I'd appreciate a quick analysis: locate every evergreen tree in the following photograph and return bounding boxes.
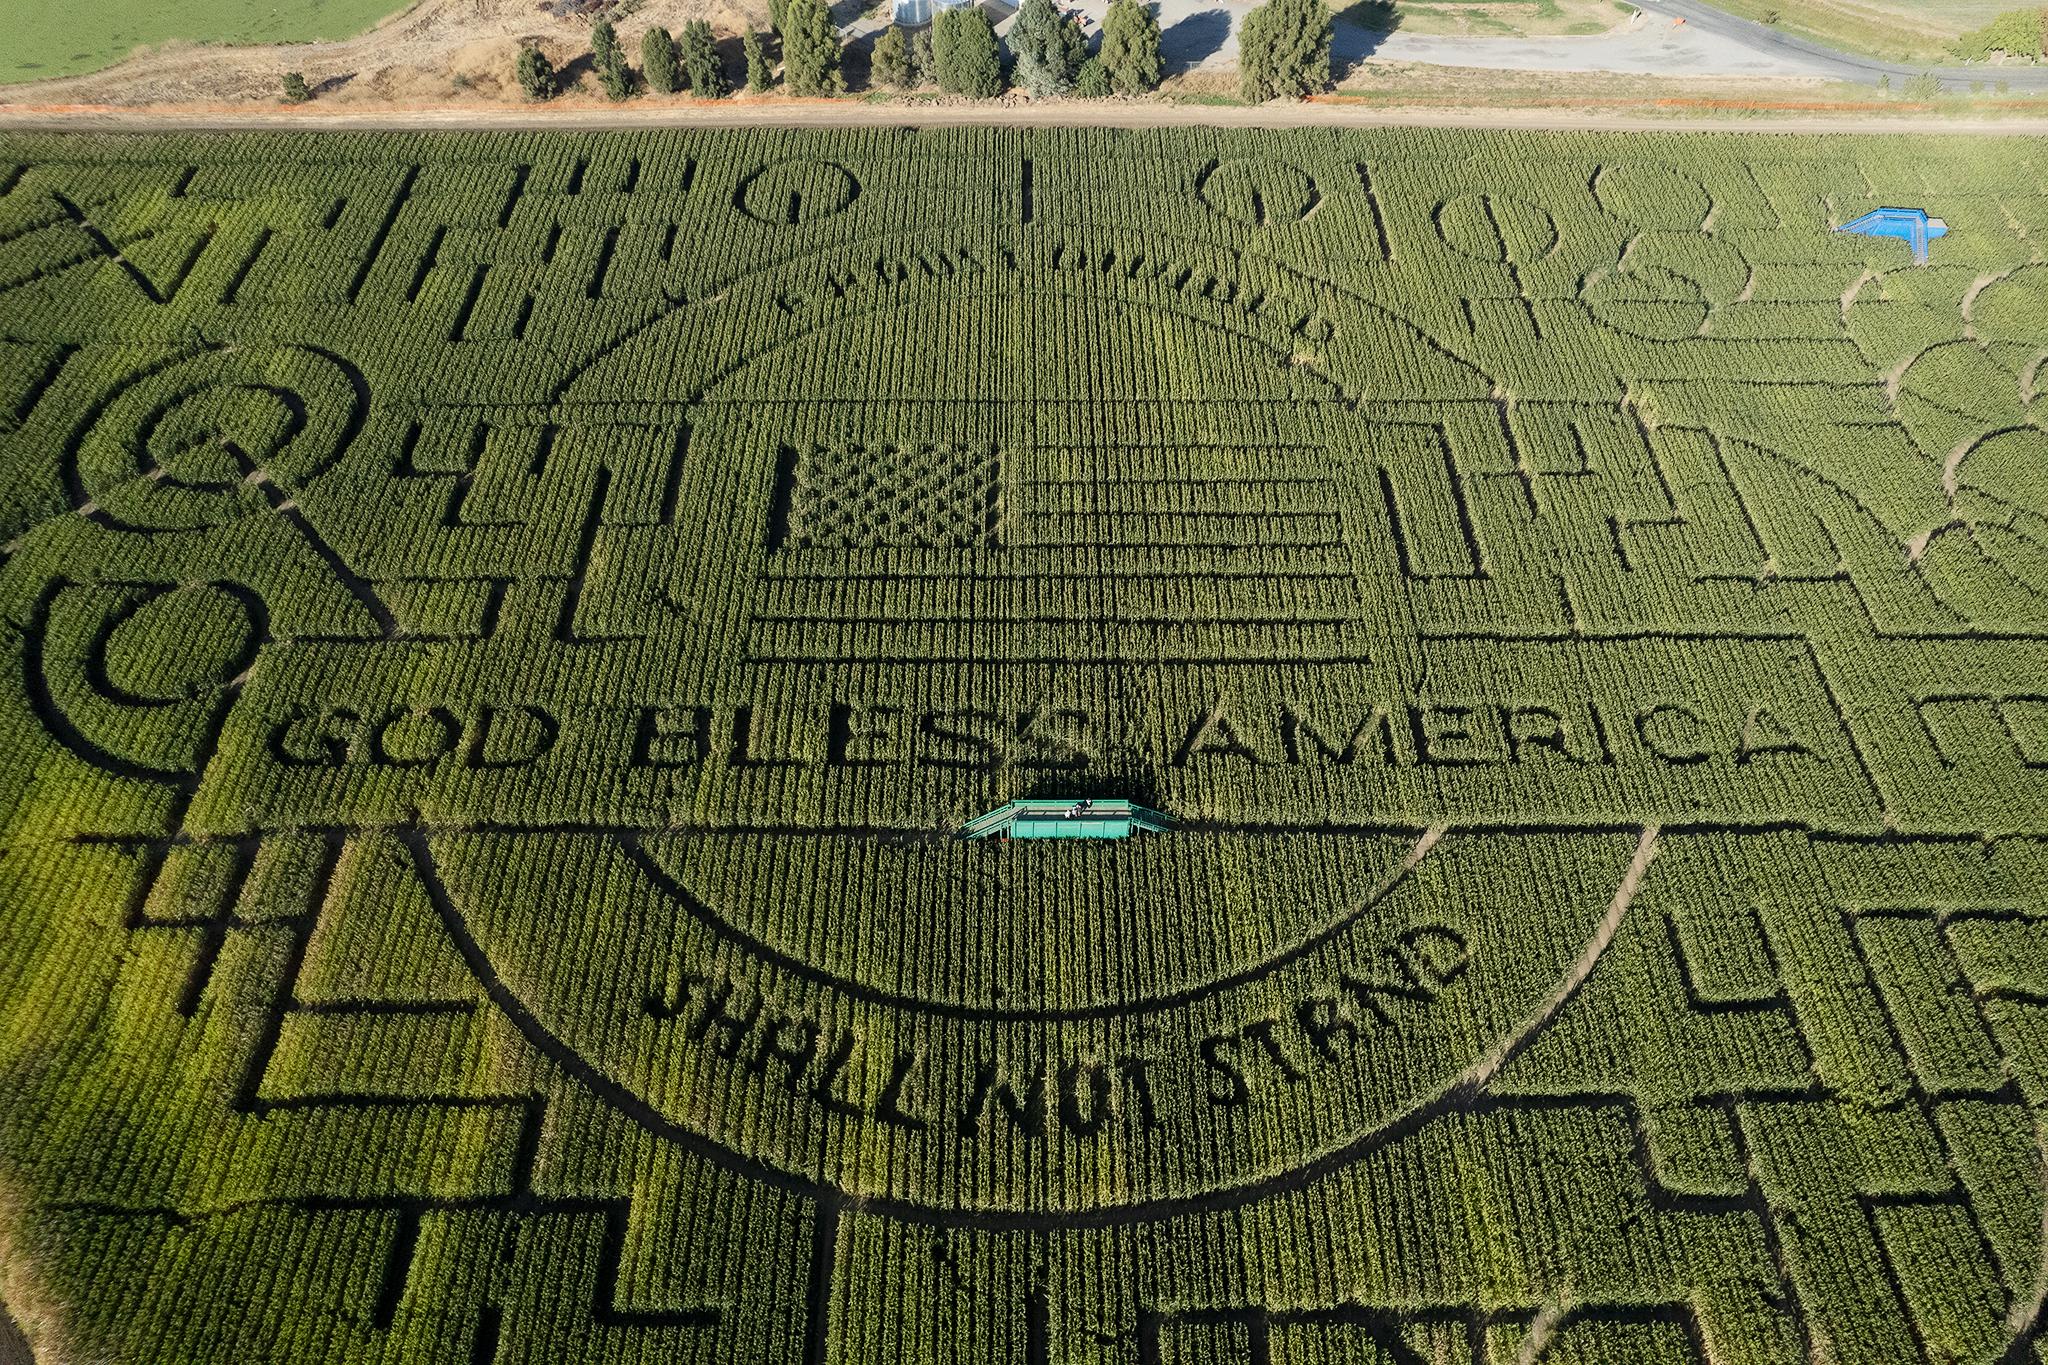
[872,24,914,89]
[911,25,936,83]
[1237,0,1329,101]
[1074,55,1110,96]
[933,5,1002,97]
[281,71,311,103]
[1009,0,1086,95]
[680,21,727,95]
[781,0,845,92]
[744,28,772,89]
[782,0,844,92]
[516,46,559,100]
[592,19,633,99]
[642,26,681,94]
[1098,0,1161,93]
[769,0,790,36]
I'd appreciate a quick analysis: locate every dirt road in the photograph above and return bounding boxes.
[5,98,2048,134]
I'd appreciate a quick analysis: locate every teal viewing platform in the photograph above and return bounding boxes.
[1836,208,1948,266]
[958,799,1172,840]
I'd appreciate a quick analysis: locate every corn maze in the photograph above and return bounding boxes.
[1,126,2047,1364]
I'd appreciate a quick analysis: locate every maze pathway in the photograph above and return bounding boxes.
[0,127,2046,1365]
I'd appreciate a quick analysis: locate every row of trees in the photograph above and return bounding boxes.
[900,0,1327,101]
[866,0,1161,99]
[519,14,791,100]
[639,22,743,97]
[512,0,1328,104]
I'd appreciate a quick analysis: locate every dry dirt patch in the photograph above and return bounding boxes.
[0,0,770,109]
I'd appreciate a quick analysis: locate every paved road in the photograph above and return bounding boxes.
[1638,0,2048,90]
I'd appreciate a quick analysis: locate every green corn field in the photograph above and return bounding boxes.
[1,126,2046,1364]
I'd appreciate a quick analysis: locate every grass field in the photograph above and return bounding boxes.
[1697,0,2031,63]
[1,0,408,85]
[2,125,2048,1364]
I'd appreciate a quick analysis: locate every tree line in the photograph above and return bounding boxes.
[517,16,764,100]
[487,0,1330,104]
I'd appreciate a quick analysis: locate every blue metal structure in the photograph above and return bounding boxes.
[958,799,1172,840]
[1836,208,1949,266]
